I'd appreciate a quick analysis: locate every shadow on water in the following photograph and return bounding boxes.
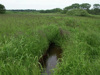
[39,43,62,75]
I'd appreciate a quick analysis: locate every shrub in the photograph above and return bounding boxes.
[66,9,89,16]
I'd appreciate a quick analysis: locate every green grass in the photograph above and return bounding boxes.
[0,13,100,75]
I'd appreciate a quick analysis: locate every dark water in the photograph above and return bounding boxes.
[39,43,62,75]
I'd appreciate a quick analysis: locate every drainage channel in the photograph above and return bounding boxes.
[39,43,62,75]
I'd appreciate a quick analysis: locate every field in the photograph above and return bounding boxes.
[0,13,100,75]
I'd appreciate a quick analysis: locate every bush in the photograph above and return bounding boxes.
[67,9,90,16]
[0,4,6,14]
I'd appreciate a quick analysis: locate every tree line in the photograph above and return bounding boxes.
[63,3,100,15]
[0,3,100,15]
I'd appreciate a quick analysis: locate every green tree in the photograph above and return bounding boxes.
[93,4,100,15]
[80,3,91,10]
[93,4,100,9]
[71,3,80,9]
[53,8,62,13]
[0,4,6,14]
[63,6,72,13]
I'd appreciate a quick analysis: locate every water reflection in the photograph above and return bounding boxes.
[39,43,62,75]
[46,55,57,75]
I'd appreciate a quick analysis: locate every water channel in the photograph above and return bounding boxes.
[39,43,62,75]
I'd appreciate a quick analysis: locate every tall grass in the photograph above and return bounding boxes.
[0,14,100,75]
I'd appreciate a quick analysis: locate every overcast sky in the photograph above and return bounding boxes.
[0,0,100,10]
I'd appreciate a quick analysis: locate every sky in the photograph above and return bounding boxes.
[0,0,100,10]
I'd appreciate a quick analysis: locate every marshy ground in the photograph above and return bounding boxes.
[0,13,100,75]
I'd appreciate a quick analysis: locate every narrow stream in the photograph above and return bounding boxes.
[39,43,62,75]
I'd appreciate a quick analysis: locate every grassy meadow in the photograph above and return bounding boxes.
[0,13,100,75]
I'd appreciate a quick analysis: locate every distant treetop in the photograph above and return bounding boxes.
[0,4,6,14]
